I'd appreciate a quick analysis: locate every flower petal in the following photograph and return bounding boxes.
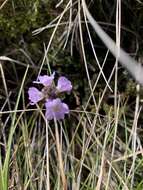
[28,87,43,105]
[45,98,69,120]
[34,72,55,86]
[56,76,72,92]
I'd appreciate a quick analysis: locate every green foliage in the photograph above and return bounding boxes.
[0,0,48,38]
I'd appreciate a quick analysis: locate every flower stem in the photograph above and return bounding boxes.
[54,118,67,190]
[46,120,50,190]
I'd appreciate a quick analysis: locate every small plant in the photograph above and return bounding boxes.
[28,72,72,190]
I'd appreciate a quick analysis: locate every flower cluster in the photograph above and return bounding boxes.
[28,72,72,120]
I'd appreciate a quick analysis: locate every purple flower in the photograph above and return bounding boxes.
[28,72,72,121]
[56,76,72,92]
[45,98,69,120]
[34,72,55,87]
[28,87,43,105]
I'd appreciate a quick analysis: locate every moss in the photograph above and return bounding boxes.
[0,0,49,39]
